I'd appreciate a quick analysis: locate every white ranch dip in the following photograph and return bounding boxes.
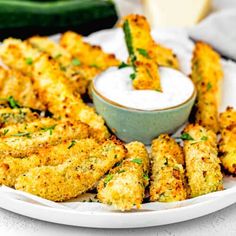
[94,67,194,110]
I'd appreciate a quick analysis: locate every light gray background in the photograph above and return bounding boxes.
[1,204,236,236]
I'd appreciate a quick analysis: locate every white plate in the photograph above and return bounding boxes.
[1,28,236,228]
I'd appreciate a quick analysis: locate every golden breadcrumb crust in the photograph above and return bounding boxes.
[191,41,223,132]
[184,124,223,197]
[97,141,149,211]
[150,134,187,202]
[219,107,236,174]
[0,138,98,187]
[15,138,127,201]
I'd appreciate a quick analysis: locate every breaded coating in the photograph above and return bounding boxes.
[0,117,57,137]
[0,67,44,110]
[0,38,41,76]
[15,138,127,201]
[219,107,236,174]
[0,120,89,158]
[33,54,109,140]
[60,31,120,70]
[0,138,99,187]
[150,134,187,202]
[0,108,39,128]
[191,41,223,132]
[122,14,161,91]
[97,141,149,211]
[28,36,99,95]
[183,124,223,197]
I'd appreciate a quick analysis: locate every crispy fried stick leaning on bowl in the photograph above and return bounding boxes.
[60,31,120,71]
[97,141,149,211]
[119,14,179,91]
[150,134,187,202]
[0,119,89,158]
[0,138,99,187]
[183,124,223,197]
[191,41,223,133]
[27,36,100,95]
[219,107,236,174]
[15,137,127,202]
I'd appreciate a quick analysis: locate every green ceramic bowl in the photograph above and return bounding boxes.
[92,75,196,145]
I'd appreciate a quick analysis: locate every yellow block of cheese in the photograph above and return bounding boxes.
[143,0,212,27]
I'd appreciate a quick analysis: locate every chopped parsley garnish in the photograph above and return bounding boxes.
[131,158,142,165]
[201,136,208,141]
[54,53,62,59]
[118,61,130,69]
[68,140,76,149]
[25,57,33,65]
[90,64,99,68]
[8,96,20,109]
[104,174,113,186]
[137,48,150,58]
[12,132,31,138]
[3,129,9,135]
[206,82,212,91]
[179,133,194,141]
[143,173,149,181]
[41,125,56,135]
[118,169,125,174]
[71,58,81,66]
[130,73,136,80]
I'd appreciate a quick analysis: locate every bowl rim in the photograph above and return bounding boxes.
[92,69,197,112]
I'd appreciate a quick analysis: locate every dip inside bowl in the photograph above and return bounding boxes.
[92,67,196,144]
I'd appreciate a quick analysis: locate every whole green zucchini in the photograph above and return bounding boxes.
[0,0,118,39]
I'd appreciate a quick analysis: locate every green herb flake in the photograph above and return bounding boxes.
[3,129,9,135]
[201,136,208,141]
[137,48,150,58]
[131,158,142,165]
[41,125,56,135]
[25,57,33,65]
[118,61,129,69]
[143,173,149,181]
[12,132,31,138]
[104,174,113,186]
[68,140,76,149]
[8,96,20,109]
[118,169,125,174]
[54,53,62,59]
[130,73,136,80]
[90,64,99,68]
[206,82,212,91]
[179,133,194,141]
[72,58,81,66]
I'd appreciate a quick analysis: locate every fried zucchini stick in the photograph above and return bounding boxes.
[0,67,45,110]
[33,54,109,140]
[97,141,149,211]
[15,138,127,201]
[0,108,39,128]
[191,42,223,132]
[0,138,99,187]
[60,31,120,70]
[121,14,161,91]
[219,107,236,174]
[183,124,223,197]
[0,38,41,76]
[28,36,99,95]
[0,117,57,137]
[0,120,89,158]
[150,134,187,202]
